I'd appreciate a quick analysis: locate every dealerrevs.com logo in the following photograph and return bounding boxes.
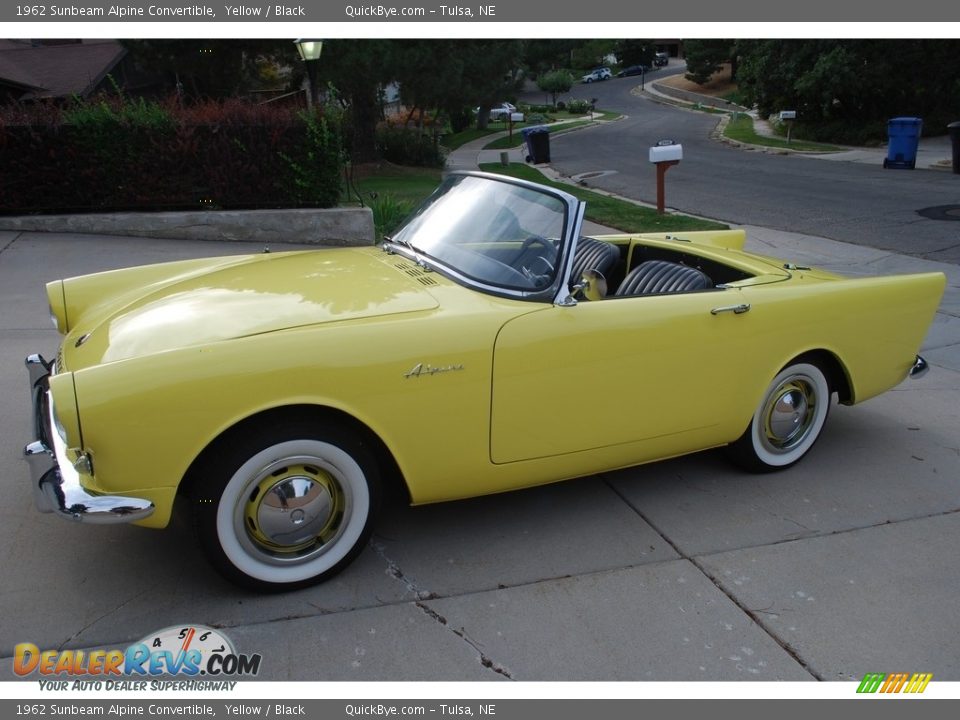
[14,625,262,686]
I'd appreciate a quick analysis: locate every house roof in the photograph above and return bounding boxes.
[0,40,127,99]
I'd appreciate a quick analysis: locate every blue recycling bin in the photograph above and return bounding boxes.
[883,117,923,169]
[521,126,550,164]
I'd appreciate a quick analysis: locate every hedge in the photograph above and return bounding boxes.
[0,97,344,214]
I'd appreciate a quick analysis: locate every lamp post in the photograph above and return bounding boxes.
[294,38,323,108]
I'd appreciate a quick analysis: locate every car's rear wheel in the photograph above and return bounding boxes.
[726,361,831,472]
[194,419,379,592]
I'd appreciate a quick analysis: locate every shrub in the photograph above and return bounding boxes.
[565,99,593,115]
[375,125,446,168]
[279,110,344,208]
[0,96,345,213]
[449,108,473,133]
[525,113,551,125]
[536,70,575,107]
[368,193,415,240]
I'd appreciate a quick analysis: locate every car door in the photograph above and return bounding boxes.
[489,286,769,464]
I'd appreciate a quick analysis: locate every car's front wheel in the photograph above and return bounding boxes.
[194,418,379,592]
[726,361,831,472]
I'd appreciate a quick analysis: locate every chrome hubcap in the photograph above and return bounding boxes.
[761,376,817,453]
[239,457,348,562]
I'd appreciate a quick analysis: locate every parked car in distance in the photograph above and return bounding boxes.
[24,171,946,592]
[617,64,649,77]
[653,52,669,67]
[581,67,612,83]
[487,102,520,121]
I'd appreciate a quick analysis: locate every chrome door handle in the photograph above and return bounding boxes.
[710,303,751,315]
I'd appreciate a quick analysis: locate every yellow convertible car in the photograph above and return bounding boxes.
[25,172,945,591]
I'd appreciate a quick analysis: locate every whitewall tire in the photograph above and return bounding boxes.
[195,420,379,591]
[727,362,832,472]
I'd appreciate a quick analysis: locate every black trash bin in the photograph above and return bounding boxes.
[521,126,550,164]
[948,121,960,175]
[883,117,923,169]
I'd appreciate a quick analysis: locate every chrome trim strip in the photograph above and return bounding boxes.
[23,354,155,524]
[909,355,929,380]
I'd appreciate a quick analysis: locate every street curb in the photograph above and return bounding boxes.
[650,80,749,112]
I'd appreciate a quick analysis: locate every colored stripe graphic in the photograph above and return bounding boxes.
[857,672,932,694]
[857,673,885,693]
[905,673,933,693]
[881,673,908,693]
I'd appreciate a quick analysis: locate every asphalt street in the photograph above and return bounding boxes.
[530,70,960,264]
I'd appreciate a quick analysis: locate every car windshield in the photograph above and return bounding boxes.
[389,173,570,296]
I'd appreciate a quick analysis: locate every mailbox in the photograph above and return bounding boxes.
[649,142,682,214]
[510,112,525,123]
[779,110,797,121]
[649,143,683,163]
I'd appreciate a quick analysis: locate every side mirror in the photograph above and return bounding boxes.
[580,269,608,301]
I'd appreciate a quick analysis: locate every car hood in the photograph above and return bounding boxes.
[61,248,440,368]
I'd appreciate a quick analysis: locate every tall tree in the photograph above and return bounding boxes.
[570,40,616,71]
[458,40,525,129]
[121,40,296,99]
[523,40,580,76]
[614,40,655,69]
[736,39,960,139]
[683,40,737,85]
[537,70,575,108]
[315,40,395,162]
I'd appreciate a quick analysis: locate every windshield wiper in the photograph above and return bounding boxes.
[383,236,433,271]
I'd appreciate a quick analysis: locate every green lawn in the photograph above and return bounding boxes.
[349,165,442,205]
[483,120,595,150]
[345,161,727,236]
[724,114,843,152]
[483,112,620,150]
[441,127,501,151]
[444,111,621,151]
[347,166,442,238]
[479,163,728,233]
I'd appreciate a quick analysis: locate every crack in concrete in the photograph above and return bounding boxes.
[372,542,514,680]
[0,232,23,256]
[370,541,435,601]
[414,602,514,680]
[55,587,152,652]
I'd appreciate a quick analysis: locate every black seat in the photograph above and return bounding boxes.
[615,259,712,296]
[569,238,620,285]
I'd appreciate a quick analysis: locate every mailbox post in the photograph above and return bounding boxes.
[780,110,797,144]
[649,140,683,215]
[507,112,524,142]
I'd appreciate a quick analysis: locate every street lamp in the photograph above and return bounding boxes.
[294,38,323,108]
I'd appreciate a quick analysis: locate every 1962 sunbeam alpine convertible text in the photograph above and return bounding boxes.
[24,172,946,591]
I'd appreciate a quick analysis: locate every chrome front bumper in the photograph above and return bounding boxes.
[24,353,155,524]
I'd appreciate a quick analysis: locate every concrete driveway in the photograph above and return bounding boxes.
[1,229,958,683]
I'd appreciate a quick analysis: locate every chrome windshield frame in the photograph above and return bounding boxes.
[384,171,585,304]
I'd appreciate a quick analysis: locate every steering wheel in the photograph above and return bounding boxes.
[516,236,558,288]
[462,248,533,288]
